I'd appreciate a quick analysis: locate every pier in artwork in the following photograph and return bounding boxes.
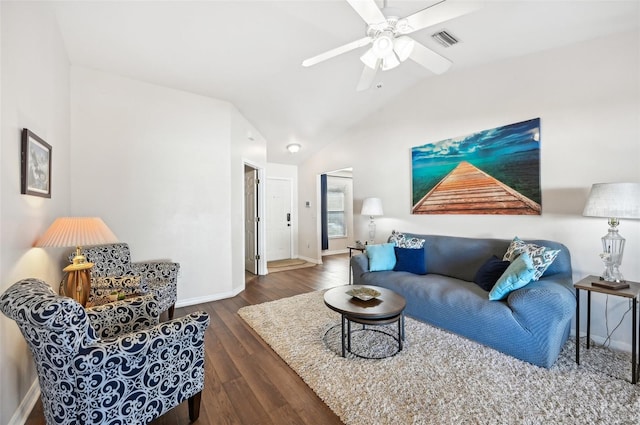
[412,161,541,215]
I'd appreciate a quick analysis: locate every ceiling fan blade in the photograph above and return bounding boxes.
[356,63,378,91]
[346,0,386,26]
[302,36,372,67]
[400,0,483,34]
[408,41,452,74]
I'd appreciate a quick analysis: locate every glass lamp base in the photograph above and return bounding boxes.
[599,220,626,283]
[601,262,624,283]
[368,219,376,244]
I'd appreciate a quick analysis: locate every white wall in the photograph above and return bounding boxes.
[298,30,640,352]
[0,2,71,424]
[70,66,267,305]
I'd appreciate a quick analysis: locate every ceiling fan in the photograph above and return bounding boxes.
[302,0,481,91]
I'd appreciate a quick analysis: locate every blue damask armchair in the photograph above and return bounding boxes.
[75,243,180,319]
[1,278,210,425]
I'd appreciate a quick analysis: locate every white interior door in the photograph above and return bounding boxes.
[267,178,292,261]
[244,166,258,274]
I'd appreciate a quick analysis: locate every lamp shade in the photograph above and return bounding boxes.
[35,217,118,247]
[583,183,640,219]
[361,198,384,216]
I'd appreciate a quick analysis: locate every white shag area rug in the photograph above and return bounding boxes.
[238,290,640,425]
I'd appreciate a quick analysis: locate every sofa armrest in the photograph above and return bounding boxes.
[85,293,159,339]
[351,254,369,284]
[507,277,576,332]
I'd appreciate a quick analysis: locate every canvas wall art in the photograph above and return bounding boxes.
[411,118,541,215]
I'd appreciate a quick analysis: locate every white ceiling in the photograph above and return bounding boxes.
[51,0,640,165]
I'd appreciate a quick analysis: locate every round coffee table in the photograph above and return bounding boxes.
[324,285,406,358]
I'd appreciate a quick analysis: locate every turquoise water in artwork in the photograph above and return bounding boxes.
[412,119,541,207]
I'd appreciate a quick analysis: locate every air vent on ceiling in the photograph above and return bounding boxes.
[431,30,459,47]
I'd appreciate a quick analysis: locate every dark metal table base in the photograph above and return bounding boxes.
[575,285,639,384]
[336,312,405,359]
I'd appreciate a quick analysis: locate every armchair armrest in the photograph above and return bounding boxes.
[76,311,210,372]
[131,261,180,317]
[131,261,180,282]
[86,293,159,339]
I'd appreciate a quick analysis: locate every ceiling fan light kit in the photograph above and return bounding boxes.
[372,31,395,57]
[302,0,482,91]
[394,36,415,61]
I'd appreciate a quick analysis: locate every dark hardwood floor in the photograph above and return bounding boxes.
[25,254,349,425]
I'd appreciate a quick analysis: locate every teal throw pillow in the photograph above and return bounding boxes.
[366,243,396,272]
[503,236,560,281]
[489,252,536,301]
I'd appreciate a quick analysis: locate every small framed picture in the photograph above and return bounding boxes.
[21,129,52,198]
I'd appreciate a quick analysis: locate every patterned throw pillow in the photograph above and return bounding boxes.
[389,230,426,249]
[502,236,560,281]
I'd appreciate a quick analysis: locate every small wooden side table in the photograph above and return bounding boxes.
[347,245,365,284]
[574,275,640,384]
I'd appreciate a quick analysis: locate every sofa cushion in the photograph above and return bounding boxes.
[394,247,427,275]
[503,236,560,280]
[366,243,396,271]
[389,230,425,249]
[489,252,536,300]
[474,256,511,291]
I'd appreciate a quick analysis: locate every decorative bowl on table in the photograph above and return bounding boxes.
[346,287,381,301]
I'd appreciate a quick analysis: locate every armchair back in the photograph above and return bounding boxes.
[74,243,180,318]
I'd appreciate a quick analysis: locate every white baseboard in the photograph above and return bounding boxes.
[574,331,633,354]
[9,379,40,425]
[297,255,322,264]
[322,249,349,256]
[175,286,244,308]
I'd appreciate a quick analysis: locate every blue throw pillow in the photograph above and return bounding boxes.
[366,243,396,272]
[474,255,511,291]
[393,247,427,275]
[488,252,536,301]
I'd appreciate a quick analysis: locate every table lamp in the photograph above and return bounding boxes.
[361,197,384,244]
[35,217,118,306]
[583,183,640,284]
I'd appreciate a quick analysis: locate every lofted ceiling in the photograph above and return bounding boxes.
[50,0,640,165]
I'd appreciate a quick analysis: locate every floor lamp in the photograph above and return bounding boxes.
[35,217,118,306]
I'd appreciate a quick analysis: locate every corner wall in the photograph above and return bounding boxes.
[1,3,71,424]
[70,67,267,305]
[297,30,640,352]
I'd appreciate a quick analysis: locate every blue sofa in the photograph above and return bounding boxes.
[351,233,575,368]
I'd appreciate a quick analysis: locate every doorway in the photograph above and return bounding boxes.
[319,168,354,257]
[244,164,259,274]
[266,178,293,261]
